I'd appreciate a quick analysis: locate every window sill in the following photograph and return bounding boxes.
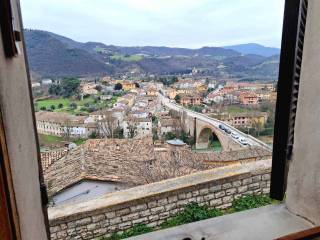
[128,204,313,240]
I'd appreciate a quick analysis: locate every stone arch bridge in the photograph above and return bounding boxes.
[159,94,270,151]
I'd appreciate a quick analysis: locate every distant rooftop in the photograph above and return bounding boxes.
[166,138,186,146]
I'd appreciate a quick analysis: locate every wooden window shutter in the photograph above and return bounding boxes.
[270,0,308,200]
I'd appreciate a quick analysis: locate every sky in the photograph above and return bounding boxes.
[21,0,285,49]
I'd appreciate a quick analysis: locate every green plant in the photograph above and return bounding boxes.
[101,224,153,240]
[160,202,222,229]
[231,194,272,212]
[99,195,275,239]
[164,132,176,140]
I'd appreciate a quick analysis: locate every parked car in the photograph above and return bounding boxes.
[219,124,225,130]
[239,137,249,145]
[231,132,239,139]
[224,128,231,134]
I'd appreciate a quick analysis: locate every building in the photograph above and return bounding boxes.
[123,117,152,138]
[146,86,157,96]
[179,94,202,106]
[239,92,259,105]
[35,111,96,138]
[44,138,155,205]
[195,83,207,93]
[176,87,196,95]
[122,81,136,91]
[164,88,177,99]
[41,78,53,85]
[130,110,149,119]
[31,82,41,88]
[158,117,181,136]
[218,112,268,128]
[80,82,98,95]
[205,92,224,104]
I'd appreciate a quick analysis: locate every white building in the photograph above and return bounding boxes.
[158,117,181,136]
[36,111,96,138]
[41,79,53,85]
[123,117,152,138]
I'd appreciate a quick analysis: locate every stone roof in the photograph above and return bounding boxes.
[196,147,272,163]
[124,116,151,123]
[44,138,155,197]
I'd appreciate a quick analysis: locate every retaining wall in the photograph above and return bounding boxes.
[49,159,271,240]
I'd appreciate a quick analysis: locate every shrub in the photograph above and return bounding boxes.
[58,103,64,108]
[231,194,272,212]
[69,102,77,110]
[160,202,222,229]
[40,106,46,111]
[99,196,274,239]
[101,224,153,240]
[50,105,56,110]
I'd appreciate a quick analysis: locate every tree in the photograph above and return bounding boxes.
[252,119,264,137]
[152,128,159,141]
[48,84,62,96]
[114,83,123,91]
[61,78,80,97]
[95,85,102,92]
[63,120,73,141]
[134,82,140,88]
[174,94,181,103]
[89,131,98,139]
[69,103,77,110]
[114,127,124,139]
[127,122,137,138]
[164,132,176,140]
[98,111,117,138]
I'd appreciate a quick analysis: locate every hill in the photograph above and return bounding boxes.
[24,30,279,80]
[223,43,280,57]
[24,30,113,78]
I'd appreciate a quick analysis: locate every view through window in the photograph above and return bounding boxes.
[21,0,285,239]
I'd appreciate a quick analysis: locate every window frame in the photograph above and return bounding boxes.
[270,0,308,200]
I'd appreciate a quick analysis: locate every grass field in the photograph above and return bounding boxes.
[38,134,64,147]
[192,140,222,152]
[111,54,143,62]
[225,105,256,114]
[38,134,87,149]
[34,96,118,114]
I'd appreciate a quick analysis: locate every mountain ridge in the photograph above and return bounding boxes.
[223,43,280,57]
[24,29,279,80]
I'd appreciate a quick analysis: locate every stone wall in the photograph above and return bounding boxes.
[49,160,271,240]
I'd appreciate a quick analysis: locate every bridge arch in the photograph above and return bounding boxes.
[196,126,223,151]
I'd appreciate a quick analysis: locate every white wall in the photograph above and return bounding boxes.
[286,0,320,225]
[52,180,128,206]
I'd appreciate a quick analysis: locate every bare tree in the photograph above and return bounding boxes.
[127,121,138,138]
[98,111,118,138]
[63,120,73,141]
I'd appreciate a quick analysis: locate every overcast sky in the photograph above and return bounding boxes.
[21,0,285,48]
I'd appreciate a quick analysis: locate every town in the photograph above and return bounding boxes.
[32,73,275,206]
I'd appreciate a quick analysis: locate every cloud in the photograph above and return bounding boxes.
[20,0,284,48]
